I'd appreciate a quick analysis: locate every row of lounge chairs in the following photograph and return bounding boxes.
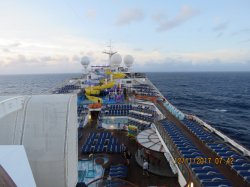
[109,165,128,178]
[182,118,218,142]
[103,110,129,116]
[81,132,124,154]
[85,132,113,144]
[128,112,154,122]
[208,143,250,183]
[78,105,87,112]
[101,106,147,117]
[136,92,159,97]
[54,84,80,94]
[160,119,232,187]
[81,144,123,154]
[101,104,156,117]
[131,106,155,115]
[134,88,157,93]
[106,181,127,187]
[78,118,84,128]
[127,119,151,131]
[182,118,250,183]
[132,83,159,96]
[132,84,152,89]
[105,104,132,110]
[101,105,132,117]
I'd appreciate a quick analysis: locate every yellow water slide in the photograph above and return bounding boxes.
[85,95,103,103]
[113,73,126,79]
[85,81,115,103]
[85,81,115,95]
[85,70,125,103]
[105,70,126,79]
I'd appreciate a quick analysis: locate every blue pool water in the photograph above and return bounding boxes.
[78,156,109,185]
[102,118,128,124]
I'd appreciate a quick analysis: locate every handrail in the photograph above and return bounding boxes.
[153,99,195,187]
[86,176,138,186]
[154,121,192,187]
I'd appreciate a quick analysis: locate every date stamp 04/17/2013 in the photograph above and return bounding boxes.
[174,157,234,165]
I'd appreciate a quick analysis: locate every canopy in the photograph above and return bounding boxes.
[136,129,165,153]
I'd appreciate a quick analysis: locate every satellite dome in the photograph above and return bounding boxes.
[124,55,134,67]
[111,53,122,66]
[81,56,90,66]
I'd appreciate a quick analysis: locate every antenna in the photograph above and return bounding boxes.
[103,40,117,66]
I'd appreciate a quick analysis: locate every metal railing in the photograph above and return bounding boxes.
[154,122,191,183]
[86,176,138,187]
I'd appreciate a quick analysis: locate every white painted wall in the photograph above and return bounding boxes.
[0,95,78,187]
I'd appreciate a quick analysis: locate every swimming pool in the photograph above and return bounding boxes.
[78,156,109,185]
[101,117,128,130]
[102,118,128,124]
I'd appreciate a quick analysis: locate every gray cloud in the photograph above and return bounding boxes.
[116,8,144,26]
[2,54,73,67]
[134,48,143,51]
[72,55,80,62]
[0,54,82,74]
[8,42,21,48]
[155,6,199,32]
[134,58,250,72]
[239,38,250,43]
[213,21,229,32]
[152,12,166,22]
[216,32,224,38]
[2,48,10,53]
[232,28,250,36]
[0,42,21,52]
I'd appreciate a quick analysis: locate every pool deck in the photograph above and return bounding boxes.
[78,116,179,187]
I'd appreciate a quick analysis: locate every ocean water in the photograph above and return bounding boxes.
[147,72,250,150]
[0,74,80,95]
[0,72,249,150]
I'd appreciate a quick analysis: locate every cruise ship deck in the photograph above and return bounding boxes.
[78,116,179,186]
[73,54,250,187]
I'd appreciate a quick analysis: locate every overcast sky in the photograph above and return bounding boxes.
[0,0,250,74]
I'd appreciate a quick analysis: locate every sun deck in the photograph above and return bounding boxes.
[78,115,179,186]
[154,99,250,187]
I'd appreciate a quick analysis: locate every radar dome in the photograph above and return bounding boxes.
[81,56,90,66]
[124,55,134,67]
[111,53,122,67]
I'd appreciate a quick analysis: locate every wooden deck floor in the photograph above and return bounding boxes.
[78,117,179,187]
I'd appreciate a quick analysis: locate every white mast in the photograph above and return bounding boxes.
[102,40,117,66]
